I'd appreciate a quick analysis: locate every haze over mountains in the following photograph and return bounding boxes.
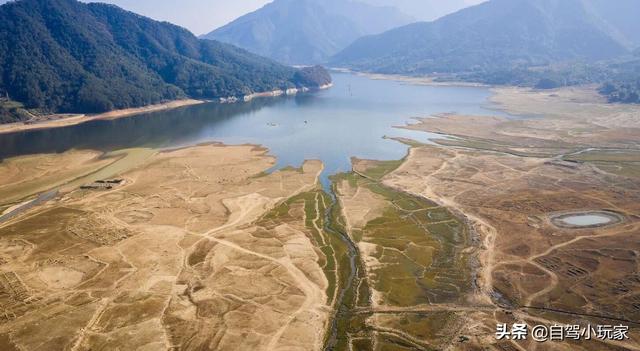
[359,0,486,22]
[203,0,414,65]
[0,0,331,123]
[0,0,486,35]
[332,0,640,75]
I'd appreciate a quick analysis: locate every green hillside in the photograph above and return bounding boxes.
[0,0,331,122]
[332,0,635,74]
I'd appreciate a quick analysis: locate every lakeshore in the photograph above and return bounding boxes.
[0,99,205,135]
[330,68,489,88]
[1,73,640,350]
[0,83,336,136]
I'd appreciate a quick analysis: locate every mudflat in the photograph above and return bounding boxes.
[0,143,334,350]
[0,150,114,206]
[380,87,640,350]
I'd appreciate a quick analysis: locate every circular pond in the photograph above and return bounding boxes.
[550,211,624,229]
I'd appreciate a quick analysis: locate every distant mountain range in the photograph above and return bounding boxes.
[202,0,413,65]
[0,0,331,123]
[331,0,640,75]
[358,0,486,22]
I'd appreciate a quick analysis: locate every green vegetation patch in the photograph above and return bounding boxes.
[350,338,374,351]
[376,339,420,351]
[357,159,404,181]
[328,168,473,349]
[393,197,428,212]
[331,172,359,189]
[564,150,640,163]
[0,99,32,124]
[279,165,305,173]
[563,150,640,179]
[593,162,640,179]
[0,0,331,120]
[376,312,455,348]
[435,137,568,158]
[358,175,473,307]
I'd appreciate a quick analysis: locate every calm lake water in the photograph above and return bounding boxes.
[560,214,614,227]
[0,73,508,187]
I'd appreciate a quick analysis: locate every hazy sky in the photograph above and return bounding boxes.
[81,0,272,35]
[0,0,485,35]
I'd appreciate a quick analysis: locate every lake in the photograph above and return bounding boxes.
[561,214,613,227]
[0,73,508,188]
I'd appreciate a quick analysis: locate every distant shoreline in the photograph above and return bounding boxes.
[0,99,205,135]
[218,83,333,103]
[330,68,489,88]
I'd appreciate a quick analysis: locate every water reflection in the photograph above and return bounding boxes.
[0,73,510,187]
[0,97,287,158]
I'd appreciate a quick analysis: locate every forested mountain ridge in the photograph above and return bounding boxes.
[331,0,637,74]
[330,0,640,102]
[0,0,331,123]
[203,0,413,65]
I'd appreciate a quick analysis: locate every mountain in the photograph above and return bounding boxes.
[582,0,640,50]
[202,0,413,65]
[358,0,486,22]
[0,0,331,122]
[331,0,639,75]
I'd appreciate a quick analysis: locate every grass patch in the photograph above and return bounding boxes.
[436,137,566,158]
[0,99,32,124]
[377,312,454,349]
[351,338,374,351]
[564,150,640,163]
[354,174,472,307]
[562,150,640,179]
[327,169,473,349]
[279,165,305,173]
[593,162,640,179]
[358,159,404,181]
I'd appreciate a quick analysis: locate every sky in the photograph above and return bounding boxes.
[0,0,485,35]
[80,0,272,35]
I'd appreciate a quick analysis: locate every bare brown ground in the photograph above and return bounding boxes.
[0,99,203,135]
[0,150,115,206]
[336,175,387,234]
[403,86,640,153]
[383,87,640,350]
[0,144,330,351]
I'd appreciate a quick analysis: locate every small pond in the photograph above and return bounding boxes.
[551,211,624,229]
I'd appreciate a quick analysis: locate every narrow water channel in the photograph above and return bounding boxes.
[322,186,360,350]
